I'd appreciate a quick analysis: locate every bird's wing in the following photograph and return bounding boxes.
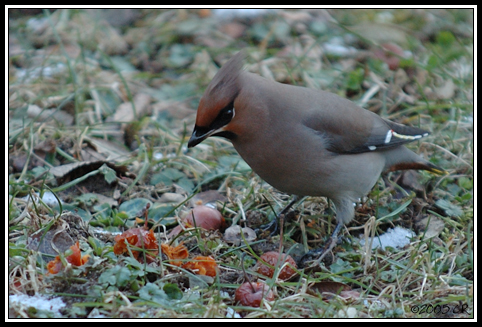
[302,95,429,154]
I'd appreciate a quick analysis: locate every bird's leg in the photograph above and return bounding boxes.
[298,219,344,267]
[257,195,301,236]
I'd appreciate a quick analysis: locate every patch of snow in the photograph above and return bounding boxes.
[9,294,66,317]
[226,306,241,318]
[16,62,67,82]
[20,191,62,207]
[359,226,415,250]
[41,191,60,206]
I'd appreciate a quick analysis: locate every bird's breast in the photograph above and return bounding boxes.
[230,129,331,196]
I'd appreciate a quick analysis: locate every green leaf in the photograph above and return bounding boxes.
[330,258,353,278]
[176,178,194,193]
[168,44,194,68]
[163,283,183,300]
[99,266,132,288]
[151,168,184,185]
[447,183,462,196]
[345,67,364,91]
[119,198,152,218]
[455,253,469,268]
[378,198,412,222]
[458,177,473,190]
[114,267,132,287]
[435,199,464,217]
[92,202,112,220]
[150,168,194,192]
[99,270,116,286]
[218,156,250,171]
[380,270,397,282]
[426,54,439,71]
[9,242,29,257]
[147,204,177,225]
[99,164,117,184]
[87,236,104,256]
[459,193,472,202]
[110,56,137,73]
[52,203,91,221]
[31,166,53,179]
[436,31,456,47]
[123,257,159,274]
[446,274,471,287]
[75,193,98,206]
[138,283,168,304]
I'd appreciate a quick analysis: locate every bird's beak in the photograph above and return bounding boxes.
[187,125,216,148]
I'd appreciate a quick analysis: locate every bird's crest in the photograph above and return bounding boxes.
[196,51,246,127]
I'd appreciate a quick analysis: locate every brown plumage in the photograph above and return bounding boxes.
[188,51,445,256]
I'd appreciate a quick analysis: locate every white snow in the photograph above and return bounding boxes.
[359,226,415,250]
[9,293,66,317]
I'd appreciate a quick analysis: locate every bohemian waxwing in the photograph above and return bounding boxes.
[188,51,446,262]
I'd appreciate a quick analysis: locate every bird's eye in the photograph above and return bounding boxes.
[223,109,233,118]
[210,102,235,131]
[218,106,234,123]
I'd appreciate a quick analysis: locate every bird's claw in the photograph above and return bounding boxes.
[297,233,342,268]
[255,218,279,236]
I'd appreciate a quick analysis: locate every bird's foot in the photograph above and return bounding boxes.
[255,196,302,237]
[298,221,344,268]
[255,215,280,237]
[298,237,338,268]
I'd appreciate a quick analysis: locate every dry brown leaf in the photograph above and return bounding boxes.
[348,22,410,45]
[435,79,456,100]
[47,241,90,274]
[223,225,256,246]
[308,281,351,297]
[416,216,445,239]
[26,104,74,125]
[49,161,128,179]
[114,227,159,262]
[112,93,152,122]
[83,137,131,162]
[161,243,189,267]
[189,190,227,207]
[182,256,218,277]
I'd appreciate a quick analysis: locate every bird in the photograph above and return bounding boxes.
[187,50,446,264]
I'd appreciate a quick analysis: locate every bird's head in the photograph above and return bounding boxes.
[188,51,246,148]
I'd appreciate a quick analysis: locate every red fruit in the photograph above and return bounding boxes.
[235,281,274,307]
[186,205,225,229]
[255,251,297,280]
[169,205,225,237]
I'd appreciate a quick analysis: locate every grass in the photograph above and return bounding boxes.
[8,8,473,319]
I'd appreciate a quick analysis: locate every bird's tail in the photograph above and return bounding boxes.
[384,146,448,175]
[422,162,448,175]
